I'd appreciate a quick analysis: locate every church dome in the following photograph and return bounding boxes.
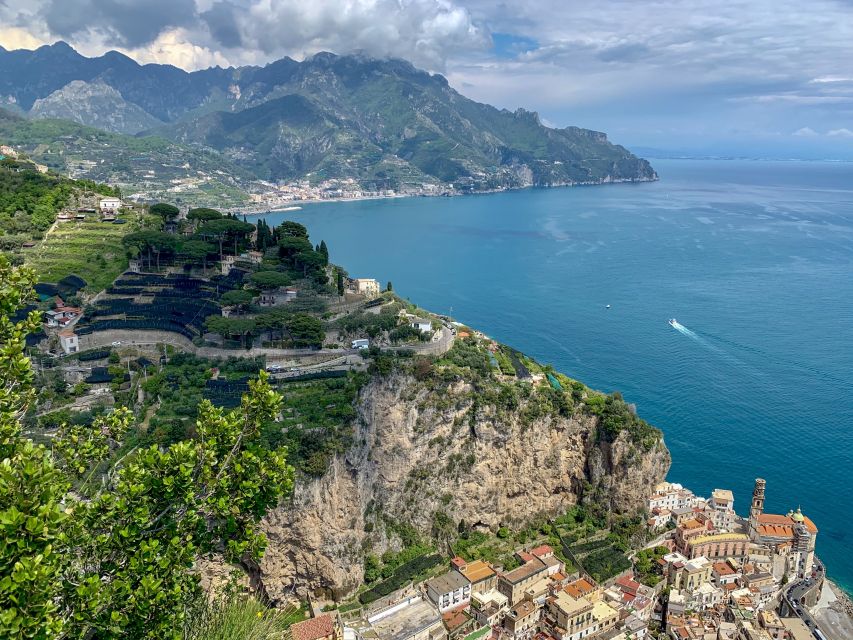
[791,507,805,523]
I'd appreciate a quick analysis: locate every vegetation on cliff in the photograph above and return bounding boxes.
[0,256,294,639]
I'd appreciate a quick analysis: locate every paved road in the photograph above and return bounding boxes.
[781,558,825,636]
[70,324,456,362]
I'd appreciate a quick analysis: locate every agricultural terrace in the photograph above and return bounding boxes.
[25,212,159,291]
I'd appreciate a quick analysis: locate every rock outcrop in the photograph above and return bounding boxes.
[254,371,670,602]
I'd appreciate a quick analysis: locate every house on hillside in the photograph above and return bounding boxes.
[410,317,433,333]
[290,612,343,640]
[45,305,81,328]
[352,278,381,297]
[59,330,79,354]
[258,287,298,307]
[99,197,122,213]
[427,571,472,613]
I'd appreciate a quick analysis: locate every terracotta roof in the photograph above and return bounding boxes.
[58,330,77,337]
[713,562,735,575]
[291,614,336,640]
[459,560,496,584]
[756,513,818,534]
[615,576,640,593]
[442,609,471,632]
[530,545,553,558]
[564,578,595,599]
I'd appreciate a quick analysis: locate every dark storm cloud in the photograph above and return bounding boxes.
[41,0,198,47]
[201,1,243,49]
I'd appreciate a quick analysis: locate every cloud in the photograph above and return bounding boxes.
[2,0,853,154]
[827,128,853,138]
[793,127,818,137]
[2,0,488,71]
[200,1,243,49]
[235,0,489,71]
[0,26,45,50]
[40,0,198,48]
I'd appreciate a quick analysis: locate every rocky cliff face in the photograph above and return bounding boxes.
[253,370,670,602]
[30,80,164,134]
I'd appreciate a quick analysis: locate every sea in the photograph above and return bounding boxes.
[264,159,853,595]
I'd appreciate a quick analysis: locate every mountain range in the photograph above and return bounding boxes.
[0,42,656,199]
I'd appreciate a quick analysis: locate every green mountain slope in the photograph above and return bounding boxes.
[1,44,656,195]
[0,108,253,206]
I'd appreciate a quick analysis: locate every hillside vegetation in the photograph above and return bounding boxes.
[1,43,656,196]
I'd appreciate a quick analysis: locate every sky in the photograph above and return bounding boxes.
[1,0,853,158]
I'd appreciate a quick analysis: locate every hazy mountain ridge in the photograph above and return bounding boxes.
[0,42,656,191]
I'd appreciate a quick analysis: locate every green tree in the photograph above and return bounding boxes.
[219,289,254,311]
[186,208,222,223]
[283,313,324,348]
[276,221,308,239]
[386,281,393,292]
[317,240,329,265]
[178,239,216,269]
[150,202,180,222]
[248,271,292,290]
[198,219,255,259]
[0,256,294,639]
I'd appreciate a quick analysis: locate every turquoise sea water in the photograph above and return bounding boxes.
[266,159,853,594]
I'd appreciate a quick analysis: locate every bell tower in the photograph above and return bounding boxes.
[750,478,766,522]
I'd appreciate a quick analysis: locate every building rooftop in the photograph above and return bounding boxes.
[690,532,749,546]
[292,614,336,640]
[756,512,818,535]
[564,578,596,600]
[459,560,496,585]
[507,599,538,620]
[370,598,441,640]
[530,545,553,558]
[552,591,593,616]
[712,489,733,502]
[591,600,618,622]
[502,558,546,585]
[428,571,469,594]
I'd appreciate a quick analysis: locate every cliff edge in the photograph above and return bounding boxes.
[252,344,670,601]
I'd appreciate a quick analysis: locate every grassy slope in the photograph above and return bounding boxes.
[25,212,160,291]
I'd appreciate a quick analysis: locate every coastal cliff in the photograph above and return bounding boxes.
[253,362,670,601]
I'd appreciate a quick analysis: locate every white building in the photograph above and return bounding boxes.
[709,489,736,530]
[410,317,433,333]
[353,278,381,297]
[59,331,79,354]
[99,197,122,213]
[426,571,471,613]
[648,482,700,513]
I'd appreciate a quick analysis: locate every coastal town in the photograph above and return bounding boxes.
[285,479,848,640]
[3,164,852,640]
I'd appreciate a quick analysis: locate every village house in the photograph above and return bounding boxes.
[469,588,508,627]
[291,612,343,640]
[542,590,596,640]
[709,489,736,530]
[99,197,122,213]
[451,557,497,594]
[410,317,433,333]
[352,278,381,297]
[45,305,82,327]
[258,287,298,306]
[59,330,79,354]
[503,599,540,640]
[498,557,548,606]
[426,571,471,613]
